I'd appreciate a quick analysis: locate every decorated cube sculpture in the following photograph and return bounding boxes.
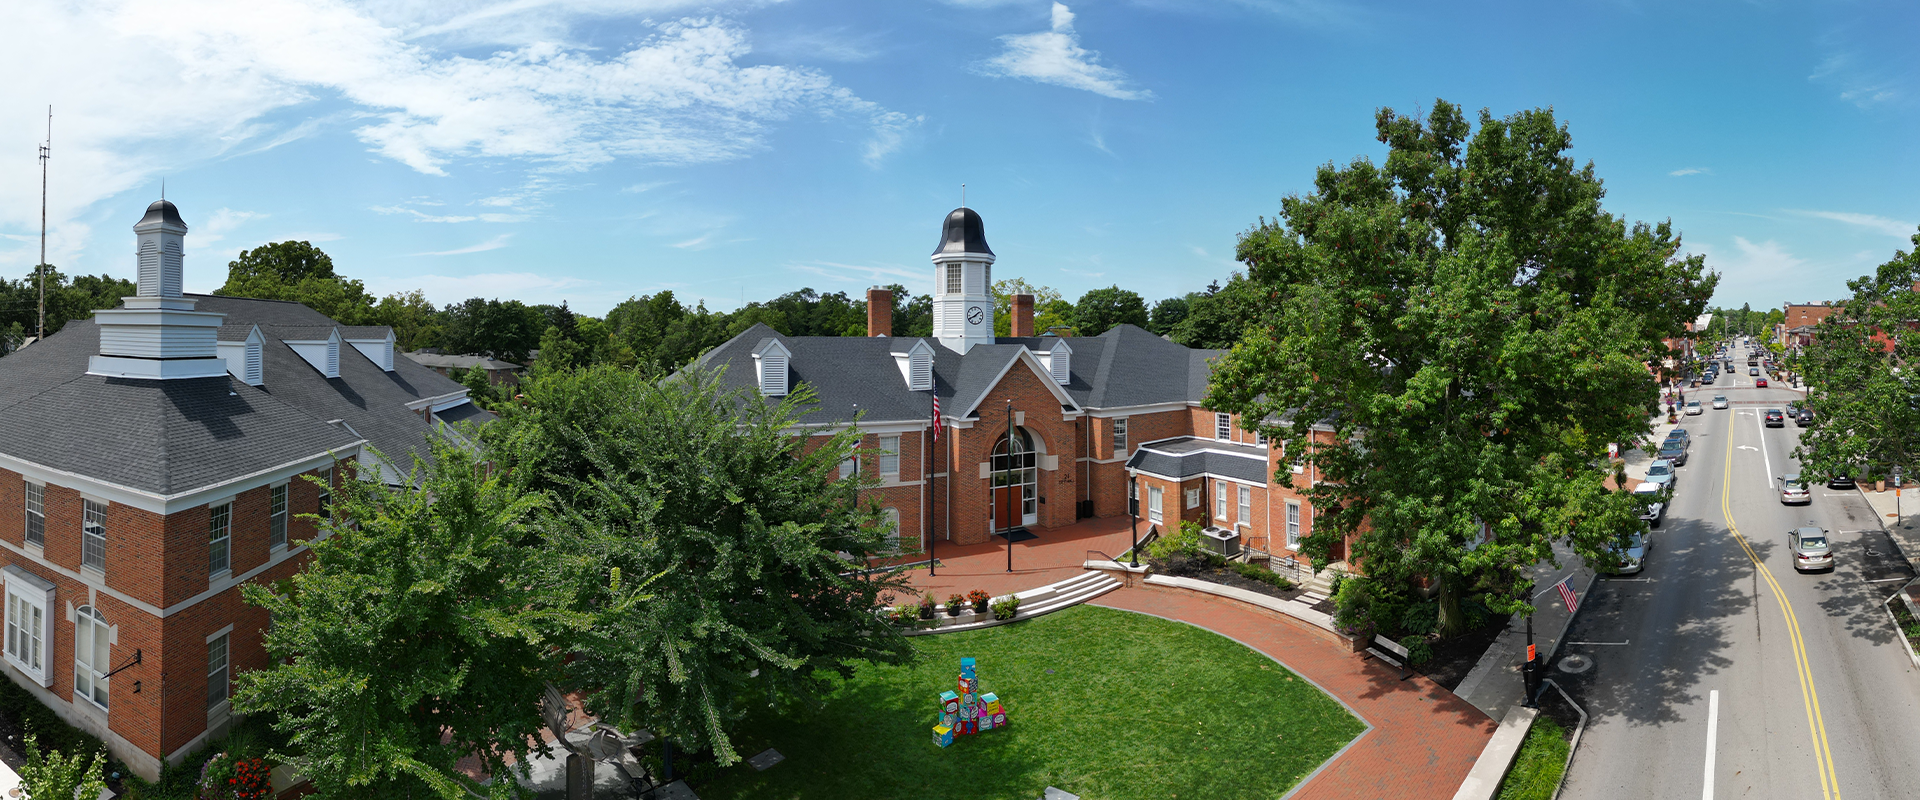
[993,711,1007,728]
[934,656,1010,747]
[933,725,954,748]
[958,675,977,695]
[960,657,976,678]
[981,693,1000,715]
[941,691,960,714]
[979,713,995,732]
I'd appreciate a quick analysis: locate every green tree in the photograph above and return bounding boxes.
[1207,101,1715,636]
[0,267,136,353]
[235,443,585,800]
[482,365,914,765]
[890,285,935,338]
[216,241,377,324]
[439,298,546,364]
[1072,285,1150,336]
[534,325,582,375]
[991,278,1064,336]
[1793,228,1920,484]
[1169,276,1258,349]
[1148,294,1191,336]
[18,735,107,800]
[372,290,442,352]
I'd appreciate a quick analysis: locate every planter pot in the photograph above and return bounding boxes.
[1878,480,1888,492]
[973,601,990,614]
[919,607,934,620]
[946,605,963,617]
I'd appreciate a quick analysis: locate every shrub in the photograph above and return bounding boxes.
[1399,635,1434,666]
[991,596,1022,620]
[1231,561,1294,590]
[1147,521,1210,562]
[1332,578,1375,637]
[0,672,106,763]
[1496,717,1569,800]
[890,604,919,625]
[1400,602,1439,637]
[945,594,965,615]
[967,589,990,604]
[19,735,108,800]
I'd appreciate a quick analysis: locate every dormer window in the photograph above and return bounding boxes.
[345,328,397,372]
[1045,340,1071,385]
[753,339,791,397]
[285,328,343,379]
[218,325,266,386]
[894,339,936,391]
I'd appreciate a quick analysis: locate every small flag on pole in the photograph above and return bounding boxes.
[931,394,942,443]
[1554,575,1579,614]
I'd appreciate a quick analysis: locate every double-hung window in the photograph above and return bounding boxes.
[879,435,900,481]
[1237,485,1252,528]
[946,264,963,294]
[207,632,230,708]
[1216,413,1232,441]
[1148,486,1163,524]
[1112,418,1128,455]
[208,503,232,577]
[23,484,43,548]
[1185,487,1201,509]
[81,500,107,573]
[316,467,333,522]
[1286,502,1303,549]
[74,606,109,711]
[269,484,288,549]
[1215,481,1229,521]
[3,569,52,687]
[839,457,856,480]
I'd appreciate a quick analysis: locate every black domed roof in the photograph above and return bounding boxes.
[138,199,186,228]
[932,207,992,257]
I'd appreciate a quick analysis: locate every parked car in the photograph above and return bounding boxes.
[1644,459,1678,493]
[1607,531,1650,575]
[1756,378,1769,388]
[1712,395,1729,409]
[1685,401,1703,416]
[1764,409,1785,427]
[1778,473,1811,505]
[1749,367,1760,376]
[1633,481,1666,527]
[1796,409,1814,427]
[1828,473,1856,490]
[1658,437,1690,466]
[1788,526,1833,572]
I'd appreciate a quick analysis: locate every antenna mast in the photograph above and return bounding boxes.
[37,106,50,343]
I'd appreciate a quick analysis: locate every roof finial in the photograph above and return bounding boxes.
[161,178,165,201]
[961,183,966,210]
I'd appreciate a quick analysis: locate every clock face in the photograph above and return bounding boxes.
[967,306,985,326]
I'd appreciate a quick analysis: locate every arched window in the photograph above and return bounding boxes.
[990,428,1041,527]
[74,606,109,711]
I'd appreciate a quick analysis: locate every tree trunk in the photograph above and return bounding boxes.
[1436,577,1466,638]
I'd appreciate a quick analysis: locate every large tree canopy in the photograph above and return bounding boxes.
[1793,230,1920,484]
[215,241,378,325]
[1207,101,1716,634]
[482,365,914,765]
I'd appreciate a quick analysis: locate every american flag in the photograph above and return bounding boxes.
[1554,575,1579,614]
[931,394,942,443]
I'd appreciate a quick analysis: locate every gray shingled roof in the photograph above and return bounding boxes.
[404,352,523,371]
[1125,437,1271,484]
[693,323,1220,427]
[0,321,361,494]
[0,294,483,494]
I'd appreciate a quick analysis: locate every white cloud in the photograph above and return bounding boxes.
[1810,50,1902,107]
[671,233,717,249]
[1695,237,1806,284]
[0,0,912,270]
[621,182,673,194]
[979,3,1153,101]
[1669,167,1709,177]
[1789,209,1917,238]
[413,233,513,256]
[371,205,528,223]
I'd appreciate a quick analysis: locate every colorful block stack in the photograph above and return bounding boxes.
[932,657,1009,747]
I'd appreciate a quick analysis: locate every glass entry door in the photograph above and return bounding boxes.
[991,428,1038,528]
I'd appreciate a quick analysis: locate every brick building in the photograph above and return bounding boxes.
[696,208,1342,564]
[0,200,486,778]
[1781,301,1837,350]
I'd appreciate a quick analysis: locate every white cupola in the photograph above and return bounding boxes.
[930,207,996,354]
[87,200,229,380]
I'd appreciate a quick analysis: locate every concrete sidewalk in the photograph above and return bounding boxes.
[1858,485,1920,564]
[1452,539,1595,722]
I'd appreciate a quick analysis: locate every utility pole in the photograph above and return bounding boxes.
[38,106,51,343]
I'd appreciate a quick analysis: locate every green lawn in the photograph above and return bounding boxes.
[699,605,1365,800]
[1496,717,1569,800]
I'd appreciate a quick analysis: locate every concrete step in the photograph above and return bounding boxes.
[906,572,1121,637]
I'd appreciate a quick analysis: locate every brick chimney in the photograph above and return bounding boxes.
[866,286,893,337]
[1010,294,1035,337]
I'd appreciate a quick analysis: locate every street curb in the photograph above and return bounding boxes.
[1450,705,1538,800]
[1543,570,1600,666]
[1881,591,1920,670]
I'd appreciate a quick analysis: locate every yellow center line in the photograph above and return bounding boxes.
[1717,409,1841,799]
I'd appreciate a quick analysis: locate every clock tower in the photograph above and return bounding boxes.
[931,207,996,353]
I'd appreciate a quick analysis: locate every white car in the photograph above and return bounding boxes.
[1711,395,1729,410]
[1685,401,1703,415]
[1632,482,1666,527]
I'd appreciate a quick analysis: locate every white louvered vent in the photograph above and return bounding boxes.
[161,239,184,297]
[245,337,263,385]
[909,349,933,391]
[325,337,340,377]
[137,240,160,297]
[760,352,788,396]
[1045,340,1071,385]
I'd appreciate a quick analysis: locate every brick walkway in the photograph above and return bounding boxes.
[888,515,1140,604]
[1092,586,1496,800]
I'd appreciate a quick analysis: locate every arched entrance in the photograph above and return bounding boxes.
[991,427,1042,529]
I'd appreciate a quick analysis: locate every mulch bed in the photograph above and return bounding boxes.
[1418,618,1508,691]
[1146,556,1308,604]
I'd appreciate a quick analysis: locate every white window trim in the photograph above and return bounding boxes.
[74,605,111,712]
[206,626,233,712]
[1147,486,1163,524]
[208,500,234,582]
[839,457,855,480]
[1215,413,1232,441]
[1215,480,1229,521]
[23,482,44,550]
[1113,418,1128,455]
[80,497,108,576]
[1286,501,1302,549]
[879,435,901,481]
[269,482,289,551]
[3,567,54,688]
[1185,487,1201,509]
[1237,485,1252,529]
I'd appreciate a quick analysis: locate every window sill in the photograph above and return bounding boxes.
[21,542,41,559]
[79,565,105,584]
[3,657,45,689]
[208,569,233,588]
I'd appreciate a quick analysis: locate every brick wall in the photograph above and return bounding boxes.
[944,363,1082,545]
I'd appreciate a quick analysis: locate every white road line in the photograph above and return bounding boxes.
[1703,689,1719,800]
[1566,640,1631,645]
[1864,576,1912,583]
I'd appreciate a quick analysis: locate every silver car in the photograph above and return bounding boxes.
[1685,401,1703,416]
[1608,531,1649,575]
[1788,526,1833,572]
[1777,473,1811,505]
[1711,395,1729,410]
[1644,459,1677,493]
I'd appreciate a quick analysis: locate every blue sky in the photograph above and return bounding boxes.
[0,0,1914,317]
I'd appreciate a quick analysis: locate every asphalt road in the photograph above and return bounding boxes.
[1558,369,1920,800]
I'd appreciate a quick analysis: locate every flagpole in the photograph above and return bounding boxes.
[928,384,936,577]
